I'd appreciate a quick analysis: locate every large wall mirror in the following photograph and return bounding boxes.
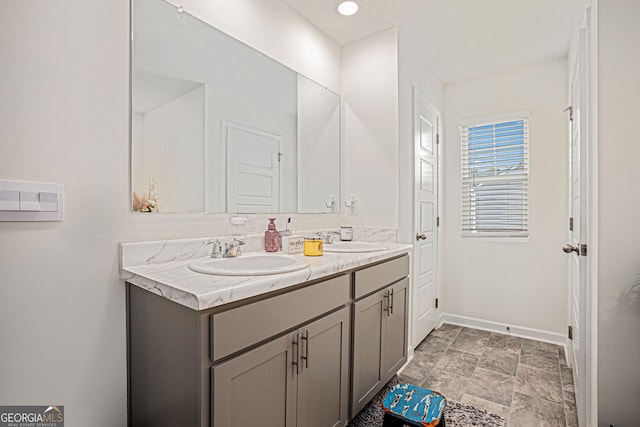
[131,0,341,214]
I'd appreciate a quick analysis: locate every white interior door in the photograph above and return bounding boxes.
[412,88,439,346]
[225,123,282,213]
[566,26,589,427]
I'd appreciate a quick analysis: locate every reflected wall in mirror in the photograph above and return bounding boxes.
[131,0,341,214]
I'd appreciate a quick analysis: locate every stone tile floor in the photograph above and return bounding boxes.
[399,324,579,426]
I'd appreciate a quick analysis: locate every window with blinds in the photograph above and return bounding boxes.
[460,116,529,237]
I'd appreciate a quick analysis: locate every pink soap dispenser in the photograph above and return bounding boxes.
[264,218,279,252]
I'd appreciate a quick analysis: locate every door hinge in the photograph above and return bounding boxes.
[436,134,440,144]
[568,325,573,340]
[435,298,439,309]
[436,217,440,227]
[580,244,587,256]
[569,217,574,231]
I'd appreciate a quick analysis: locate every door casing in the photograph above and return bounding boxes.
[411,88,440,347]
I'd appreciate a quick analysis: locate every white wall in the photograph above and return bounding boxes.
[596,0,640,424]
[0,1,343,425]
[441,59,569,335]
[342,28,399,228]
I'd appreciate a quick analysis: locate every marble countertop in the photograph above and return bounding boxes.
[121,243,411,311]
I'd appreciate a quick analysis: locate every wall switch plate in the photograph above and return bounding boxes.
[0,180,63,221]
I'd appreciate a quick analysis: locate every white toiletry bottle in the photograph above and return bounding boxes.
[340,226,353,241]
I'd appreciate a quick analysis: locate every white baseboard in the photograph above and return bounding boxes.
[439,313,567,348]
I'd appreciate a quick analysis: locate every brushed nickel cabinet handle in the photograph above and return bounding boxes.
[389,288,394,315]
[292,333,301,375]
[301,329,310,369]
[383,290,390,316]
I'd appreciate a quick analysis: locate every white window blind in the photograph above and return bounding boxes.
[460,117,529,237]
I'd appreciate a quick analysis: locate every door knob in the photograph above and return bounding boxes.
[416,233,427,241]
[562,244,579,254]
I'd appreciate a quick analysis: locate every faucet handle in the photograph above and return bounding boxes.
[222,238,246,257]
[206,239,224,258]
[226,239,244,257]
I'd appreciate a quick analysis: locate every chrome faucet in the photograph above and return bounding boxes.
[208,239,224,258]
[322,231,340,244]
[206,238,245,258]
[223,238,245,258]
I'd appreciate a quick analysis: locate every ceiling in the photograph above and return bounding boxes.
[281,0,584,84]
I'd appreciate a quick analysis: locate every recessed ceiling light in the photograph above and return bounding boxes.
[337,1,359,16]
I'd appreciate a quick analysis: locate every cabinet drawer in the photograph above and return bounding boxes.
[211,274,350,362]
[353,255,409,299]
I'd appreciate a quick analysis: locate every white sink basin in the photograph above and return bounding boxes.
[189,253,309,276]
[324,241,388,253]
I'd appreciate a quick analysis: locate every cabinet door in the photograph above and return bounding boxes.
[212,334,297,427]
[382,278,409,380]
[351,291,384,416]
[297,307,350,427]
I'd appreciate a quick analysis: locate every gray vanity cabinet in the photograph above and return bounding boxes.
[212,306,350,427]
[127,272,351,427]
[127,254,410,427]
[350,256,409,417]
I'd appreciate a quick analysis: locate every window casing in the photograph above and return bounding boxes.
[460,115,529,237]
